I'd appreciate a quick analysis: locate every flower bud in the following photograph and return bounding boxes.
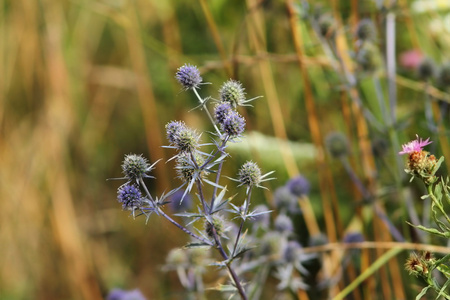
[325,132,350,158]
[238,161,262,187]
[121,154,152,181]
[286,175,310,197]
[274,214,294,234]
[176,152,206,182]
[219,79,246,107]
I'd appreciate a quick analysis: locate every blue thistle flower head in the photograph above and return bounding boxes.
[238,161,262,187]
[274,214,294,234]
[286,175,310,197]
[283,241,302,263]
[166,120,186,144]
[219,79,246,107]
[175,64,202,90]
[221,110,245,137]
[121,154,153,182]
[165,120,199,153]
[117,184,143,210]
[214,102,232,125]
[106,288,147,300]
[168,189,192,212]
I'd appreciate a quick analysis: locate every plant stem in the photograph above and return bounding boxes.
[192,88,221,135]
[139,178,213,246]
[195,179,248,299]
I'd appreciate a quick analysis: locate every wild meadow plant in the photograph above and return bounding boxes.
[109,64,287,299]
[400,136,450,299]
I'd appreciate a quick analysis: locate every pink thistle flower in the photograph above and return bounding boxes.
[399,135,432,155]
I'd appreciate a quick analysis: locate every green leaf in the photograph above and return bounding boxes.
[406,222,448,238]
[183,242,211,249]
[415,286,431,300]
[437,264,450,279]
[436,278,450,299]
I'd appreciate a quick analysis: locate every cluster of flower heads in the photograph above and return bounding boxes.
[213,101,246,138]
[111,63,279,299]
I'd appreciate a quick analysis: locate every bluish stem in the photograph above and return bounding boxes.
[231,188,253,257]
[192,88,221,135]
[139,178,213,246]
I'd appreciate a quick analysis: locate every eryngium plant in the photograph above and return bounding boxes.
[400,135,450,299]
[110,64,274,300]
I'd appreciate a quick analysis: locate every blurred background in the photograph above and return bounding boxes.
[1,0,450,299]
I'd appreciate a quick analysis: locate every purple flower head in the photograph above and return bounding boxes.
[274,214,294,234]
[399,135,432,155]
[175,64,202,90]
[117,184,143,210]
[283,240,302,263]
[221,110,246,137]
[168,189,192,212]
[165,120,199,153]
[214,102,232,125]
[106,288,147,300]
[286,175,310,197]
[165,120,186,144]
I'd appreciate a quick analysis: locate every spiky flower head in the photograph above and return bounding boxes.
[106,288,147,300]
[238,161,262,187]
[286,175,310,197]
[204,215,227,239]
[176,152,206,182]
[117,184,143,210]
[121,154,153,182]
[165,121,199,153]
[283,241,302,263]
[405,253,426,277]
[274,214,294,234]
[175,64,202,90]
[355,19,376,42]
[219,79,246,107]
[325,132,350,158]
[221,110,246,137]
[165,120,185,144]
[214,102,232,125]
[417,58,436,81]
